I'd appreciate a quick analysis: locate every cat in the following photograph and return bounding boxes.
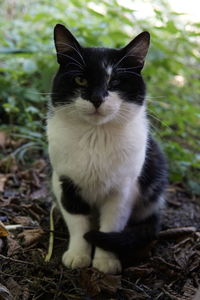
[47,24,168,274]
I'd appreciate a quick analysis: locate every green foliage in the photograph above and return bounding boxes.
[0,0,199,190]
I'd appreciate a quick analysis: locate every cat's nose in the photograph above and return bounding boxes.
[91,90,107,109]
[91,95,105,109]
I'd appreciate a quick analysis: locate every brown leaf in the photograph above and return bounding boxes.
[0,131,7,147]
[122,288,147,300]
[124,263,154,278]
[173,237,195,269]
[0,220,9,237]
[32,159,46,173]
[193,287,200,300]
[6,278,21,300]
[0,283,14,300]
[0,174,7,192]
[30,186,48,200]
[0,238,5,253]
[0,156,18,173]
[13,216,35,227]
[80,268,121,297]
[18,228,44,246]
[7,236,21,256]
[162,286,192,300]
[159,227,197,240]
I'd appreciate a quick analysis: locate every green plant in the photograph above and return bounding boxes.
[0,0,199,190]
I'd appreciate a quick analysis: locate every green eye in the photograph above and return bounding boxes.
[75,76,88,86]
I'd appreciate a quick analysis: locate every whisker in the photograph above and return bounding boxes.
[113,54,141,70]
[57,52,84,69]
[57,42,86,66]
[147,111,171,130]
[117,66,141,71]
[117,70,142,78]
[27,92,56,95]
[58,69,83,80]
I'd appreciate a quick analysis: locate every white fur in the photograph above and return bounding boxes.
[47,91,148,273]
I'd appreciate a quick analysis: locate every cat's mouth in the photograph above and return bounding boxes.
[87,109,103,116]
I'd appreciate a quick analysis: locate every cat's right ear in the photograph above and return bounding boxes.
[54,24,81,64]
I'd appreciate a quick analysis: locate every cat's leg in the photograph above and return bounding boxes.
[93,184,136,274]
[52,172,92,268]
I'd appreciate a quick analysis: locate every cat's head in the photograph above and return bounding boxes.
[51,24,150,125]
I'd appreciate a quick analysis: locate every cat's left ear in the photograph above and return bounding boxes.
[123,31,150,65]
[54,24,82,64]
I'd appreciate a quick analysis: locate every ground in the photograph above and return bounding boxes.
[0,133,200,300]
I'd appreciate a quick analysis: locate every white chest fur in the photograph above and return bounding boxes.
[47,104,148,204]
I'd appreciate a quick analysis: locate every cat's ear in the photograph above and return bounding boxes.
[123,31,150,65]
[54,24,81,64]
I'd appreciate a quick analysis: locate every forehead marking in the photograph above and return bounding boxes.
[107,65,113,76]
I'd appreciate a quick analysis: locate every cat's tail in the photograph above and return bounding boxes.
[84,214,160,257]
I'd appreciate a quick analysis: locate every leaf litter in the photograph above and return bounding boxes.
[0,132,200,300]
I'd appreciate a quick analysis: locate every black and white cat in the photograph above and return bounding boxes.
[47,24,168,274]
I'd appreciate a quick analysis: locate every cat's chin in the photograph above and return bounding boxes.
[79,112,116,125]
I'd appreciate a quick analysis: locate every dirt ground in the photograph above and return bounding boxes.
[0,133,200,300]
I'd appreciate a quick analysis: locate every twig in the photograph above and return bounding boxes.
[0,254,34,265]
[158,226,196,240]
[5,224,23,230]
[45,203,56,262]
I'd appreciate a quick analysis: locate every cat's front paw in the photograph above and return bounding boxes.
[62,250,91,269]
[93,249,121,274]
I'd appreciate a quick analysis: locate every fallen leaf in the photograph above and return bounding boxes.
[18,228,44,246]
[30,186,48,200]
[0,174,7,192]
[80,268,121,297]
[13,216,36,227]
[0,220,9,237]
[0,131,7,147]
[0,238,5,253]
[159,227,197,240]
[193,287,200,300]
[0,283,13,300]
[32,159,46,172]
[6,278,21,300]
[7,236,21,256]
[124,263,154,278]
[173,237,195,269]
[122,288,147,300]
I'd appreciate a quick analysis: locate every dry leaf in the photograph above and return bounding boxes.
[18,228,44,246]
[0,131,7,147]
[13,216,36,227]
[6,278,21,300]
[80,268,121,297]
[193,287,200,300]
[32,159,46,172]
[125,263,154,277]
[0,220,9,237]
[7,236,21,256]
[0,283,13,300]
[0,174,7,192]
[30,186,47,200]
[122,288,147,300]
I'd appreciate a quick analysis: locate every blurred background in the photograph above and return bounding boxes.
[0,0,199,192]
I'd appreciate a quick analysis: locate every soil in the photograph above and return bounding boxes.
[0,133,200,300]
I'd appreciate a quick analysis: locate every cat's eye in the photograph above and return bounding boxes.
[74,76,88,86]
[109,79,120,87]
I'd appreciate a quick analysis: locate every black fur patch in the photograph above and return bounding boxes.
[138,135,168,203]
[60,176,90,214]
[52,46,146,107]
[84,213,160,256]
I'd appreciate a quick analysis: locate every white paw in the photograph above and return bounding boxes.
[93,250,121,274]
[62,250,91,269]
